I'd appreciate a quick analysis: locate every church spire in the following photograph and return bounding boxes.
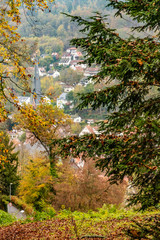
[31,55,41,106]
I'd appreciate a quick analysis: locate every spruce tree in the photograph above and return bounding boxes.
[0,131,19,208]
[52,0,160,211]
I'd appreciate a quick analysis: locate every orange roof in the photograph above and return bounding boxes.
[75,66,84,72]
[86,125,98,134]
[76,51,83,56]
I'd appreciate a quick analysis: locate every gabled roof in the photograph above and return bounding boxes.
[69,47,77,50]
[79,125,99,136]
[86,125,98,134]
[52,52,59,56]
[85,67,99,73]
[62,52,72,57]
[70,60,83,65]
[76,51,83,56]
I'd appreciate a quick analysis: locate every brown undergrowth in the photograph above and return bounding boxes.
[0,212,159,240]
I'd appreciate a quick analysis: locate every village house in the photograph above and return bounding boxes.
[58,52,72,66]
[79,77,90,86]
[73,66,84,73]
[56,92,68,109]
[87,119,94,124]
[72,51,83,61]
[52,70,60,78]
[41,96,51,104]
[64,85,74,93]
[17,95,51,106]
[66,47,77,55]
[38,67,46,77]
[84,67,99,77]
[58,48,83,67]
[9,129,24,141]
[79,125,99,137]
[70,156,84,169]
[17,96,31,106]
[47,70,60,78]
[75,51,83,59]
[66,48,83,60]
[71,114,82,123]
[70,60,87,70]
[51,52,59,59]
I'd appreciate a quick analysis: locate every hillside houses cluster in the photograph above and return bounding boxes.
[39,47,99,79]
[59,47,83,67]
[9,124,99,169]
[17,47,100,125]
[38,47,99,111]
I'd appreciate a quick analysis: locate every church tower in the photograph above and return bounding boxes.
[31,56,41,106]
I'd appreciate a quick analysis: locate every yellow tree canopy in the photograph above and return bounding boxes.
[13,102,72,156]
[0,0,54,163]
[18,155,53,209]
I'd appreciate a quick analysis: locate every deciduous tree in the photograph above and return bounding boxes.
[46,84,63,100]
[18,155,54,210]
[58,68,83,85]
[14,102,72,175]
[53,158,127,211]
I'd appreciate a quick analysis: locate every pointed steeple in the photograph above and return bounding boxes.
[31,55,41,106]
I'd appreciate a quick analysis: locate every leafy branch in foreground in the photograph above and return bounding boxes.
[127,214,160,240]
[0,0,54,122]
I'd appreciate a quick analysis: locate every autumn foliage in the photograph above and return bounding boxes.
[53,158,127,211]
[13,102,72,156]
[0,0,54,122]
[18,156,54,210]
[17,155,127,212]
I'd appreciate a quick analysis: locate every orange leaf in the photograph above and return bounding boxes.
[137,59,143,65]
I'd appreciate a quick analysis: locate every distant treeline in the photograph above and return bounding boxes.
[19,0,110,38]
[19,0,136,56]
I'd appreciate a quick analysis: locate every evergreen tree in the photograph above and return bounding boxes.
[52,0,160,211]
[0,131,19,208]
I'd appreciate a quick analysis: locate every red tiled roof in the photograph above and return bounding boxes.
[85,67,99,72]
[69,47,77,50]
[76,51,83,56]
[86,125,98,134]
[75,66,84,72]
[62,53,71,57]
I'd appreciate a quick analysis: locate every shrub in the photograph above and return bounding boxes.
[0,210,16,226]
[34,207,56,221]
[45,206,56,218]
[34,211,51,221]
[11,196,34,215]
